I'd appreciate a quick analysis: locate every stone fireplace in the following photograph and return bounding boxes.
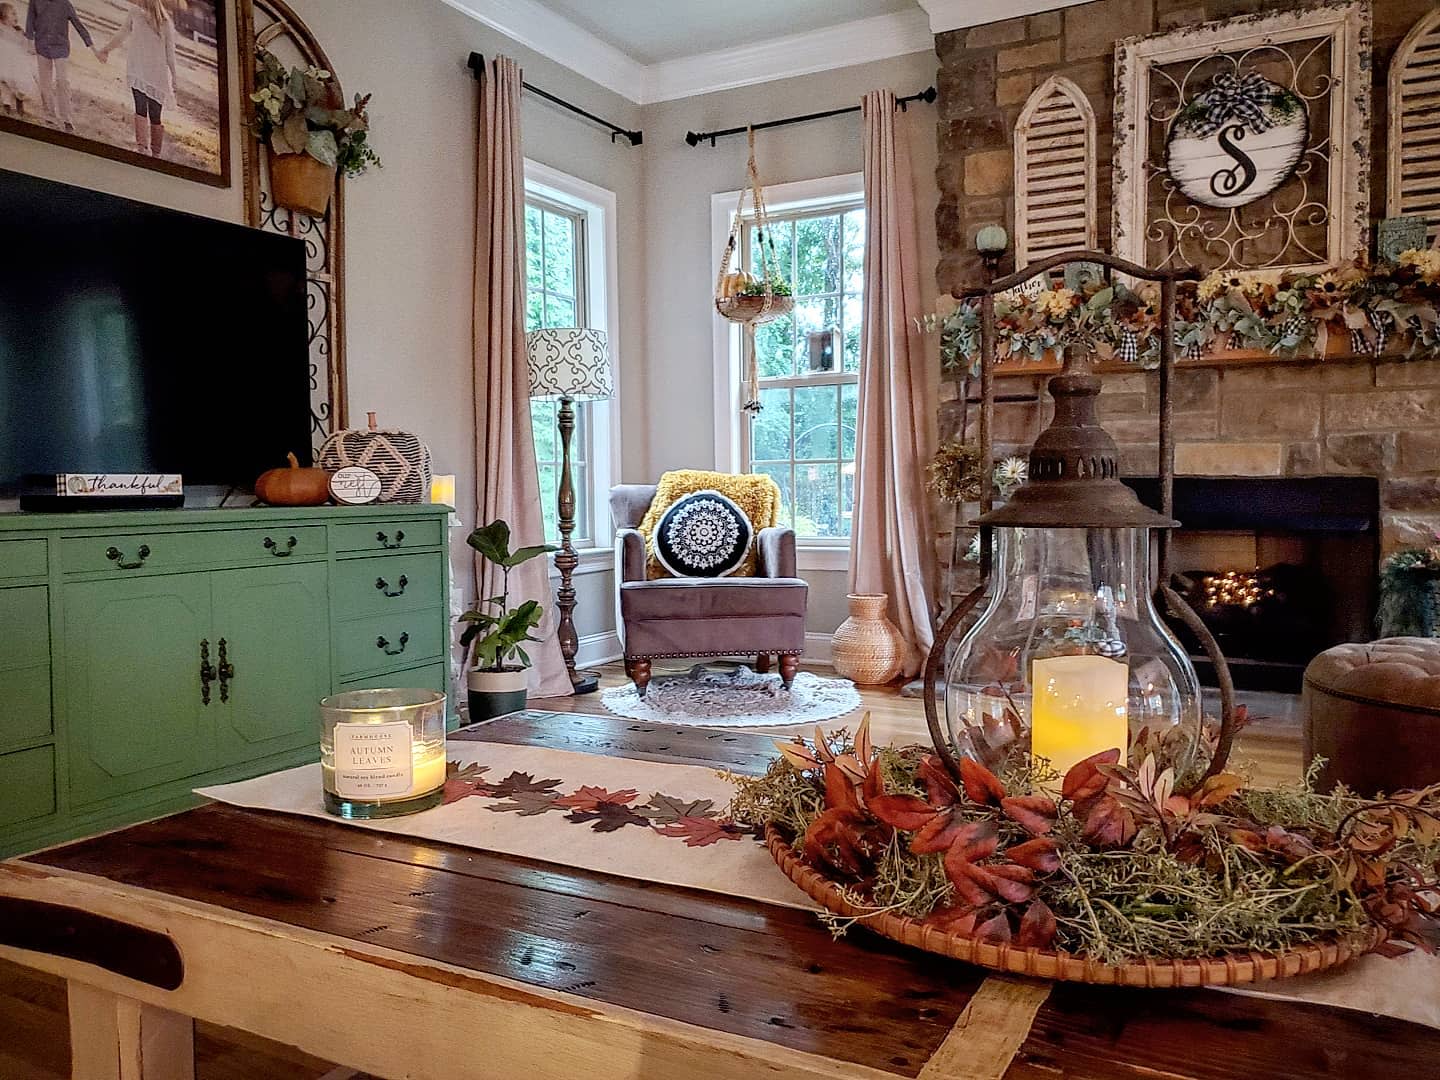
[932,1,1440,620]
[1125,476,1380,691]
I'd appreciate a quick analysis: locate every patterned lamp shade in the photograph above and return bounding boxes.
[526,328,613,401]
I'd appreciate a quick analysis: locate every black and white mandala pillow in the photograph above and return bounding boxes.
[654,490,753,578]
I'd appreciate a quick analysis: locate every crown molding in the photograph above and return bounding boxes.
[438,0,648,102]
[916,0,1089,35]
[642,9,935,104]
[441,0,935,106]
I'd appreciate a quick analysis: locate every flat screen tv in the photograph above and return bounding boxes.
[0,169,312,498]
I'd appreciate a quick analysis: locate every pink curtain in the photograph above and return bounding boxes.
[849,89,938,678]
[473,56,572,699]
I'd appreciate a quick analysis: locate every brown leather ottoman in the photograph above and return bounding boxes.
[1303,638,1440,794]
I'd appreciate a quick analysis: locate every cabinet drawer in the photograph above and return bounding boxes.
[0,746,55,829]
[337,609,446,678]
[60,527,327,574]
[341,660,449,698]
[332,519,444,554]
[333,553,443,618]
[0,539,47,580]
[0,587,51,746]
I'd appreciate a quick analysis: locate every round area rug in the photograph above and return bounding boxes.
[600,664,861,727]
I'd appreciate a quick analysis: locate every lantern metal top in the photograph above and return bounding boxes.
[976,348,1177,530]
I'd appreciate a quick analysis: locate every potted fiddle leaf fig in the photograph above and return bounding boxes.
[251,49,380,217]
[460,520,556,722]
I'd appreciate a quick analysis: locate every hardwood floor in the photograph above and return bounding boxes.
[0,664,1303,1079]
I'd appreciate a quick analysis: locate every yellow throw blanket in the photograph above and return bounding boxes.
[638,469,782,579]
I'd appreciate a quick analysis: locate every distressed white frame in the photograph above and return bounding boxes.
[1112,3,1371,273]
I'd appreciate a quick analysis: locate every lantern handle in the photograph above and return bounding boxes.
[921,582,989,784]
[1161,583,1238,788]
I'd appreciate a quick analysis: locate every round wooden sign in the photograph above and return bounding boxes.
[1166,75,1308,211]
[329,466,383,505]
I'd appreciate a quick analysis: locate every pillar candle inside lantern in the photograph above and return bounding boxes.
[1030,654,1129,785]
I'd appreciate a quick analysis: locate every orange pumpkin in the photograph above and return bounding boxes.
[255,453,333,506]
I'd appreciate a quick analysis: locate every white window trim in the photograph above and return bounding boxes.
[710,171,864,568]
[525,159,621,558]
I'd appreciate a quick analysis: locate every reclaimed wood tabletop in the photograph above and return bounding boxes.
[1,711,1436,1080]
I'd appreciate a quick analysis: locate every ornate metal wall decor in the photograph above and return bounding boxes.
[1388,8,1440,246]
[237,0,348,451]
[1113,3,1370,274]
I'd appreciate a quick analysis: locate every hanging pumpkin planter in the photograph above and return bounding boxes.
[715,130,794,412]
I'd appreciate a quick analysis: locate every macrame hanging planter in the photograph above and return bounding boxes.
[715,129,794,413]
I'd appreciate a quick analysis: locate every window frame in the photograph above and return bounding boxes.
[711,173,864,559]
[523,160,620,560]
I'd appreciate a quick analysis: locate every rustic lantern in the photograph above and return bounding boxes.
[923,253,1238,792]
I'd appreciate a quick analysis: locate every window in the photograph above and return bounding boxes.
[522,162,618,552]
[524,196,590,544]
[741,199,864,541]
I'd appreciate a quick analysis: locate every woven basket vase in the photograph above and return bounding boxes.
[765,825,1380,988]
[831,594,906,685]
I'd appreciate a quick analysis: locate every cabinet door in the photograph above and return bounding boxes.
[210,564,330,769]
[65,575,211,806]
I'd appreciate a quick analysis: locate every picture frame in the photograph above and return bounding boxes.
[0,0,231,187]
[1112,2,1370,274]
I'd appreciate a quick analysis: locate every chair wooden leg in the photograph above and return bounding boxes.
[755,653,771,674]
[632,659,652,699]
[779,653,799,690]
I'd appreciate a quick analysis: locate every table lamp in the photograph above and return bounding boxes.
[526,327,614,695]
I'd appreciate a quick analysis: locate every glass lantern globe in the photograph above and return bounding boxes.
[940,349,1203,787]
[945,525,1202,785]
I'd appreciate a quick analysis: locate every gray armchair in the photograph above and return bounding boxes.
[610,484,808,698]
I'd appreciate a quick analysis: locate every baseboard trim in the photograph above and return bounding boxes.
[804,633,834,666]
[576,630,623,669]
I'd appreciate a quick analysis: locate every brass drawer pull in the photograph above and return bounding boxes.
[106,544,151,570]
[376,632,410,656]
[217,638,236,703]
[376,574,409,597]
[200,638,215,706]
[264,535,298,557]
[376,529,406,550]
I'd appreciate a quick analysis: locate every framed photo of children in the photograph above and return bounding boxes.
[0,0,230,186]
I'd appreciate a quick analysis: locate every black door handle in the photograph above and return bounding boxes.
[107,544,151,570]
[199,638,215,706]
[264,535,298,557]
[375,574,409,597]
[376,530,406,550]
[376,632,410,656]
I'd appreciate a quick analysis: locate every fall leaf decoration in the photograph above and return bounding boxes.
[727,724,1440,968]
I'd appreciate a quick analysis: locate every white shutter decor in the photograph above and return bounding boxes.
[1014,76,1097,265]
[1388,8,1440,244]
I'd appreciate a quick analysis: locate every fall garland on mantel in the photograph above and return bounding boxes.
[728,716,1440,975]
[926,249,1440,373]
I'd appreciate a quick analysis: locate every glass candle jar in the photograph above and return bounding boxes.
[320,689,447,819]
[945,526,1202,790]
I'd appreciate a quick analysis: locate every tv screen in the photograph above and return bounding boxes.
[0,169,312,496]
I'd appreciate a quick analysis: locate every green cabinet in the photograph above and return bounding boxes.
[210,564,331,768]
[0,505,452,857]
[65,575,212,806]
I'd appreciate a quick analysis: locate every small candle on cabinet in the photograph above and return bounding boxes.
[430,474,456,507]
[1030,654,1128,786]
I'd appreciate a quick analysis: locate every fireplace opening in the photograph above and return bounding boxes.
[1123,477,1380,693]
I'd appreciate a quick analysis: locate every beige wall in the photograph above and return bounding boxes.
[635,50,942,635]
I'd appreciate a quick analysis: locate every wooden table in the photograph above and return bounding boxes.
[2,712,1437,1080]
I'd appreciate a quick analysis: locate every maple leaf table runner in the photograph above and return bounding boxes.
[196,725,1440,1030]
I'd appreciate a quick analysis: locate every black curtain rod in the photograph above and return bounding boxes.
[685,86,936,147]
[468,52,643,146]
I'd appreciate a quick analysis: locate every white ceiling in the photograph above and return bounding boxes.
[538,0,922,65]
[443,0,1090,103]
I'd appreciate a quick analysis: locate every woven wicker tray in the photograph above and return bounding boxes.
[764,824,1380,988]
